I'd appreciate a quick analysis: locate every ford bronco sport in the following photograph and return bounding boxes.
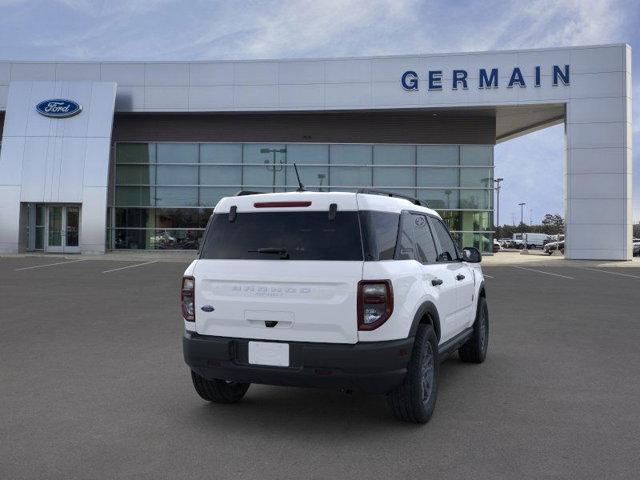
[182,190,488,423]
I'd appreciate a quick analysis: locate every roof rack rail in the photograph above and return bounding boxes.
[357,188,429,208]
[235,190,264,196]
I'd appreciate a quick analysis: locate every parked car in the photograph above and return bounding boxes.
[544,240,565,255]
[493,239,501,253]
[182,190,489,424]
[633,239,640,256]
[513,232,553,249]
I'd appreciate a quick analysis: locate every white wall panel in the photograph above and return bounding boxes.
[278,84,324,108]
[278,61,324,85]
[101,63,145,86]
[0,136,25,185]
[189,63,234,86]
[55,63,101,81]
[145,63,189,86]
[234,62,278,85]
[11,63,55,81]
[145,86,189,110]
[0,186,21,252]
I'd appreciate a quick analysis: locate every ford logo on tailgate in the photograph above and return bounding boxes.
[36,99,82,118]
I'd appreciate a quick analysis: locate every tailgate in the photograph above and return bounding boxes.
[194,260,362,344]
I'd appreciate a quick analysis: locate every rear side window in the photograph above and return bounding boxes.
[395,212,438,263]
[360,211,400,261]
[429,217,459,262]
[200,211,363,261]
[412,214,438,264]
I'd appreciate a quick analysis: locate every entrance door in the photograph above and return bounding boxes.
[45,205,81,253]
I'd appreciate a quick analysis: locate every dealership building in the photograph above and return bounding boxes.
[0,44,633,259]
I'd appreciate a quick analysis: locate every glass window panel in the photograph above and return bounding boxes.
[116,165,155,185]
[461,145,493,165]
[287,144,329,164]
[115,208,154,228]
[417,167,458,188]
[116,143,155,164]
[329,166,371,187]
[199,187,241,207]
[284,165,329,190]
[418,189,459,209]
[114,228,150,249]
[156,165,198,185]
[157,143,198,164]
[460,211,493,231]
[417,145,459,165]
[373,145,415,165]
[373,167,414,188]
[200,144,242,164]
[243,144,286,188]
[149,229,203,250]
[35,205,45,226]
[460,168,493,188]
[115,186,154,207]
[439,211,461,231]
[155,209,201,229]
[460,232,493,253]
[285,145,329,190]
[329,144,371,165]
[199,165,242,185]
[460,189,493,209]
[155,187,198,207]
[35,226,44,250]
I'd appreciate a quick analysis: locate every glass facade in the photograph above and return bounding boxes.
[109,142,494,252]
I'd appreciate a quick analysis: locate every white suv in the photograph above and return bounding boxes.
[182,190,489,423]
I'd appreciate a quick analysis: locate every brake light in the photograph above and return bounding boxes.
[357,280,393,330]
[254,201,312,208]
[181,276,195,322]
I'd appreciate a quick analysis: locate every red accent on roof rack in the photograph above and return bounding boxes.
[254,201,312,208]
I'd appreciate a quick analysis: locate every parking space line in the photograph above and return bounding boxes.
[483,273,494,279]
[579,267,640,279]
[512,266,574,280]
[15,259,86,271]
[102,261,158,274]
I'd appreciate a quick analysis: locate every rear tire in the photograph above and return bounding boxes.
[190,370,250,403]
[459,296,489,364]
[387,324,439,424]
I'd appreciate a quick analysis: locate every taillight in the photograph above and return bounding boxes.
[357,280,393,330]
[181,276,195,322]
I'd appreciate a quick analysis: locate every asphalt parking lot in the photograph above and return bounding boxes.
[1,256,639,479]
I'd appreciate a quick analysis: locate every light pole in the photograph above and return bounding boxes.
[444,189,452,209]
[494,178,503,227]
[261,147,287,192]
[518,202,527,252]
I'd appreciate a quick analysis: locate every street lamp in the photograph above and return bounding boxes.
[494,178,503,227]
[261,147,287,193]
[518,202,527,253]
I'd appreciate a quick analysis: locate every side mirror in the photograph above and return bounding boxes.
[462,246,482,263]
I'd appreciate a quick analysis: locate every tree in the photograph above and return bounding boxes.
[542,214,564,230]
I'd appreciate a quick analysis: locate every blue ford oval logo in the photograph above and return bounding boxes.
[36,99,82,118]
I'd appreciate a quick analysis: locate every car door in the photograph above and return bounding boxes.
[401,212,458,343]
[428,216,475,336]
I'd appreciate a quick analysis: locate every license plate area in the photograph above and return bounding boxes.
[248,341,290,367]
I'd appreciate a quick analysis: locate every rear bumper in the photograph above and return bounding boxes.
[183,331,413,394]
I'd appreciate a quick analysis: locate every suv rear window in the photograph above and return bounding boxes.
[199,211,364,261]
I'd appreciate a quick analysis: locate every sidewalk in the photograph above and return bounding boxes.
[483,250,640,268]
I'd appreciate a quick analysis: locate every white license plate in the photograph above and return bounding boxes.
[248,341,289,367]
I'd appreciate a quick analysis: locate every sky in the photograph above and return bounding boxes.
[0,0,638,225]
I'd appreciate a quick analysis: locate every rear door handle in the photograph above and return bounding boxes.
[431,278,443,286]
[456,274,465,281]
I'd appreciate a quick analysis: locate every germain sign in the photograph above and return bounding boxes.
[401,65,570,91]
[36,99,82,118]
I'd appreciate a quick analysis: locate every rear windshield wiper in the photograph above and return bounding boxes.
[248,247,290,259]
